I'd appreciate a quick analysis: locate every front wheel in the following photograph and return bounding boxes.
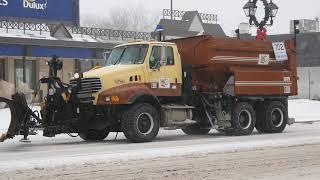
[121,103,160,143]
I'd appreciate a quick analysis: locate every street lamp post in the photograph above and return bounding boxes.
[243,0,279,40]
[170,0,173,20]
[156,24,165,41]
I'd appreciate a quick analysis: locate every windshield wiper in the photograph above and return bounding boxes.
[113,48,126,65]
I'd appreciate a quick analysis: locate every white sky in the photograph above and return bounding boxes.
[80,0,320,35]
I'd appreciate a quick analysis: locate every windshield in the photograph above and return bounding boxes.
[105,45,149,66]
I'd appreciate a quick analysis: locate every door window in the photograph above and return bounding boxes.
[165,47,175,65]
[0,60,4,80]
[149,46,175,69]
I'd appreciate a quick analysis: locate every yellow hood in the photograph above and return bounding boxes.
[83,64,145,92]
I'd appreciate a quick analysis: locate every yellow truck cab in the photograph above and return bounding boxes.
[83,41,183,105]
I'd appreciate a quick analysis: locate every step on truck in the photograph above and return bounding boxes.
[0,35,297,143]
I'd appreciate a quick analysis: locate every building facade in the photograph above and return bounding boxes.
[290,19,320,33]
[0,0,150,103]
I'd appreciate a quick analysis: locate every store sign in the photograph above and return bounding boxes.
[0,0,79,25]
[23,0,47,10]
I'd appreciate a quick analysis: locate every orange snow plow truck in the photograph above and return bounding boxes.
[0,35,297,143]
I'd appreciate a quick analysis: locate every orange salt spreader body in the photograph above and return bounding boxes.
[170,35,297,97]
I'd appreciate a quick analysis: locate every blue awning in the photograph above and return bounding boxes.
[0,44,95,59]
[32,46,94,59]
[0,44,24,56]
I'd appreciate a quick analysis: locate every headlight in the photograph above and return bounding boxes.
[74,73,83,79]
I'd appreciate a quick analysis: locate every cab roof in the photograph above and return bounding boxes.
[115,41,176,48]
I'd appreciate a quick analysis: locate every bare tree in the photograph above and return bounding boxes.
[81,4,161,32]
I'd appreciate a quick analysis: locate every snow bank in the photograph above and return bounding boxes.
[0,106,40,131]
[0,108,11,131]
[289,99,320,122]
[1,131,320,172]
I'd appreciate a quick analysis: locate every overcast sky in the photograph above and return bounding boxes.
[80,0,320,35]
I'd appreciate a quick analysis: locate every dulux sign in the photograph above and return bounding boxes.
[23,0,48,10]
[0,0,79,25]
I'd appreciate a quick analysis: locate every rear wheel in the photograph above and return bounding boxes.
[121,103,160,143]
[227,102,256,136]
[79,129,110,141]
[256,101,287,133]
[182,124,210,135]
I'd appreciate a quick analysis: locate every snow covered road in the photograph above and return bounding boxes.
[3,143,320,180]
[0,122,320,173]
[0,99,320,174]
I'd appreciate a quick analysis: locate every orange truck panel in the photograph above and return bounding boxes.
[170,35,297,96]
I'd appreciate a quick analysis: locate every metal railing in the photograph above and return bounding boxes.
[0,20,152,40]
[163,9,218,24]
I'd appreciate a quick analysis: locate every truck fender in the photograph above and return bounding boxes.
[128,93,164,125]
[128,93,160,107]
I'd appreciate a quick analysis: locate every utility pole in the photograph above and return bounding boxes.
[171,0,173,20]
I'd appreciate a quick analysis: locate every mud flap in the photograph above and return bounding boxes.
[0,93,30,142]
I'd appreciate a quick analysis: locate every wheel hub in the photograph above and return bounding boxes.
[137,113,154,135]
[271,108,284,127]
[238,110,252,129]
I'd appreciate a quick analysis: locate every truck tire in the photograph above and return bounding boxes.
[228,102,256,136]
[79,129,110,141]
[182,124,210,135]
[256,101,287,133]
[121,103,160,143]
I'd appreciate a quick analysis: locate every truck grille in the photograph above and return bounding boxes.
[70,78,102,104]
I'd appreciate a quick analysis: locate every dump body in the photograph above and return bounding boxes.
[170,35,298,96]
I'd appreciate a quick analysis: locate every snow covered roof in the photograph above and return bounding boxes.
[154,11,226,39]
[0,21,151,49]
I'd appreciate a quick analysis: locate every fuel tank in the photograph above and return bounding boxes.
[170,35,297,96]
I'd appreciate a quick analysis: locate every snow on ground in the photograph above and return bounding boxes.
[0,99,320,131]
[0,123,320,172]
[289,99,320,122]
[0,106,40,131]
[0,108,11,131]
[0,100,319,172]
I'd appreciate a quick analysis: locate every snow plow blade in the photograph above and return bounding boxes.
[0,93,32,142]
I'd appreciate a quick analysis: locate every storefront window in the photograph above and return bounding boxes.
[77,59,104,72]
[0,60,4,80]
[15,59,36,92]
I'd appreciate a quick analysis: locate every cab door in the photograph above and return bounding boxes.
[147,45,182,97]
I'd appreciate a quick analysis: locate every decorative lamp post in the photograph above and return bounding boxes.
[243,1,257,18]
[243,0,279,40]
